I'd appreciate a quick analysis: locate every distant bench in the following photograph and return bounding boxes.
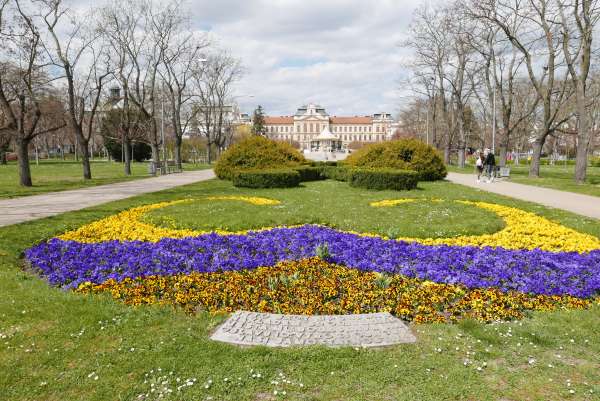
[148,160,182,175]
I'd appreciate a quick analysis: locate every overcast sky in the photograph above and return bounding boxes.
[189,0,420,117]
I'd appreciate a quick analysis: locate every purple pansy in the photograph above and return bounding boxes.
[24,225,600,298]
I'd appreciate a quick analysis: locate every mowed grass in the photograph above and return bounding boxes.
[0,160,211,198]
[1,179,600,401]
[144,181,505,239]
[447,163,600,197]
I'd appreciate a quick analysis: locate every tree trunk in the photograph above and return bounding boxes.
[16,138,32,187]
[123,139,132,176]
[443,144,450,165]
[79,139,92,180]
[574,84,590,184]
[0,144,7,165]
[175,135,183,170]
[498,137,509,167]
[457,146,465,168]
[151,143,161,173]
[529,138,544,178]
[207,143,212,164]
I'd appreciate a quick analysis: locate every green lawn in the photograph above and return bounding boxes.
[1,179,599,401]
[0,160,211,199]
[447,163,600,197]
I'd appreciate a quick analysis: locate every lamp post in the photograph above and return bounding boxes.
[492,83,496,154]
[161,80,166,174]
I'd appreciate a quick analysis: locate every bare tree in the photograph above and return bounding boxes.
[0,0,65,186]
[557,0,600,183]
[193,51,242,163]
[37,0,112,180]
[472,0,572,177]
[162,25,209,169]
[468,11,540,166]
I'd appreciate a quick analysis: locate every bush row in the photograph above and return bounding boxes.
[232,169,301,188]
[348,168,419,191]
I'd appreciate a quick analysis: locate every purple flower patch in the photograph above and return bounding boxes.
[25,225,600,298]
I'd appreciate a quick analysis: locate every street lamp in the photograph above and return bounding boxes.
[492,84,496,154]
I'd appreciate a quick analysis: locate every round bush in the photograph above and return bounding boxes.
[232,169,301,188]
[349,168,419,191]
[345,139,447,181]
[215,136,306,180]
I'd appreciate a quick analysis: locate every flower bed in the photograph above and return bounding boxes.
[24,197,600,323]
[27,225,600,298]
[76,258,593,324]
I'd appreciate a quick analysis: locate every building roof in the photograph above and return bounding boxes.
[264,116,294,124]
[314,127,337,141]
[329,116,373,124]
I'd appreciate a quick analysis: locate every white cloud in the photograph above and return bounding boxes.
[189,0,420,117]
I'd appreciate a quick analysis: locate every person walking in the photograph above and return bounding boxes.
[475,152,484,183]
[484,148,496,183]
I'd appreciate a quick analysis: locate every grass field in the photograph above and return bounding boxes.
[447,163,600,197]
[0,160,211,199]
[1,179,599,401]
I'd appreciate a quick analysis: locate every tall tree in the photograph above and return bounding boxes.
[0,0,65,186]
[557,0,600,183]
[252,105,266,136]
[38,0,112,180]
[162,26,209,169]
[473,0,572,177]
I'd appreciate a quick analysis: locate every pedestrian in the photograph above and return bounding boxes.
[475,152,484,183]
[484,148,496,183]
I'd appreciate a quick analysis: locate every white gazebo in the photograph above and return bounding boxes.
[310,127,343,152]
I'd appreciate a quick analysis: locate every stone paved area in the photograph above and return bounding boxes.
[0,169,215,227]
[211,311,416,348]
[447,172,600,220]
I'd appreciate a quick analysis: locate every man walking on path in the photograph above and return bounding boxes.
[484,149,496,183]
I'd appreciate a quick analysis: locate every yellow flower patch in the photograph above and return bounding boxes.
[370,199,416,207]
[76,258,597,323]
[59,196,281,243]
[375,200,600,253]
[204,195,281,206]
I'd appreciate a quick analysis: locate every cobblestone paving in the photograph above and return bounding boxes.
[211,311,416,347]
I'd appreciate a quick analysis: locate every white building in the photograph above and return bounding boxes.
[264,104,395,150]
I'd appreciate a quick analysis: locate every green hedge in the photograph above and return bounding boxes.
[294,166,325,182]
[348,168,419,191]
[232,169,301,188]
[346,139,446,181]
[322,166,350,181]
[215,136,306,180]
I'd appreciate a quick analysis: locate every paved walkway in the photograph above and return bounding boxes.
[210,311,416,347]
[447,172,600,220]
[0,170,215,227]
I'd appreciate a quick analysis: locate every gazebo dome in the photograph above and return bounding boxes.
[315,127,336,141]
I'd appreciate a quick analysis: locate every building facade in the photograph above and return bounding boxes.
[264,104,395,150]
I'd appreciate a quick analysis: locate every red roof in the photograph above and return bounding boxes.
[264,116,293,124]
[330,116,372,124]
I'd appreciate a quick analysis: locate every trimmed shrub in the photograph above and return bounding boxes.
[322,166,350,181]
[294,166,325,182]
[308,160,339,167]
[345,139,447,181]
[349,168,419,191]
[215,136,306,180]
[232,169,301,188]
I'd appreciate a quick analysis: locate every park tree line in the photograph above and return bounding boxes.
[402,0,600,183]
[0,0,241,186]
